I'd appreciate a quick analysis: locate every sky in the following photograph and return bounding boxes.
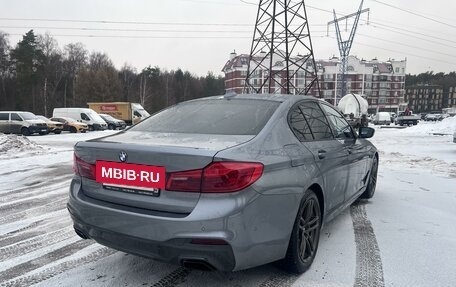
[1,0,456,76]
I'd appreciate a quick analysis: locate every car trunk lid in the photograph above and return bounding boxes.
[74,131,255,215]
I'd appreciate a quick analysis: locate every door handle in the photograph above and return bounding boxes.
[318,150,326,159]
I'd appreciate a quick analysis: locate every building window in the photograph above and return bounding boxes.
[395,67,399,73]
[241,70,247,76]
[323,90,332,96]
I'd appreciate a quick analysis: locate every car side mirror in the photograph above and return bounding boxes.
[358,127,375,139]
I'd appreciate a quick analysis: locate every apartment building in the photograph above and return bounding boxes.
[405,85,444,113]
[223,53,407,114]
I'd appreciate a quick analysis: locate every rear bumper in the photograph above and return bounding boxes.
[67,178,300,271]
[29,125,49,134]
[69,209,236,271]
[77,126,88,133]
[92,123,107,131]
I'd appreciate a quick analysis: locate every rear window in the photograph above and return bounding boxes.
[0,113,8,121]
[130,99,280,135]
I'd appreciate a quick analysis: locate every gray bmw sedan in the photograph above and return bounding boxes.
[69,94,378,273]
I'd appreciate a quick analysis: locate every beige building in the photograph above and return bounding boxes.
[223,53,407,114]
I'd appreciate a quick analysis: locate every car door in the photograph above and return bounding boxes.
[288,100,349,212]
[319,103,369,200]
[0,112,10,133]
[10,113,24,134]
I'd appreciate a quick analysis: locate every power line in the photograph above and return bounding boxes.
[369,0,456,29]
[0,17,255,27]
[0,17,330,28]
[357,33,456,59]
[354,41,456,66]
[0,26,253,33]
[0,25,328,34]
[365,22,456,47]
[5,33,329,39]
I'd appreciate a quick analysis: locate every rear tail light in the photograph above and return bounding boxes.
[166,161,263,193]
[166,169,202,192]
[73,153,96,180]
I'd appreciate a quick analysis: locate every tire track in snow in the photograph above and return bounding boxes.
[350,202,385,287]
[0,239,93,284]
[0,179,70,203]
[0,197,67,225]
[0,246,117,287]
[0,227,74,261]
[0,192,67,217]
[150,267,191,287]
[0,212,69,245]
[258,271,299,287]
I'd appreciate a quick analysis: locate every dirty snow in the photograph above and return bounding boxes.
[0,124,455,287]
[400,116,456,135]
[0,133,47,159]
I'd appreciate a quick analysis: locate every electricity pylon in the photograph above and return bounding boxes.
[244,0,321,96]
[328,0,369,103]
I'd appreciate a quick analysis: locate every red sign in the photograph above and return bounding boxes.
[100,105,118,112]
[96,161,166,189]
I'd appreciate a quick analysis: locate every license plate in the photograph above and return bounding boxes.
[103,184,160,197]
[41,129,47,132]
[96,161,166,189]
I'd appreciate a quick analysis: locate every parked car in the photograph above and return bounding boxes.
[50,117,88,133]
[373,112,391,125]
[424,113,442,121]
[99,114,127,130]
[69,94,378,273]
[53,108,107,131]
[0,111,48,136]
[35,116,64,134]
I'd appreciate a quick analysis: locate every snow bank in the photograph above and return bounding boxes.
[400,116,456,135]
[0,133,45,158]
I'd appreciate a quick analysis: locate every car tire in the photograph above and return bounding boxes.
[108,124,115,130]
[21,127,31,136]
[360,155,378,199]
[88,125,94,131]
[70,127,77,133]
[54,130,62,134]
[282,189,321,274]
[39,132,47,135]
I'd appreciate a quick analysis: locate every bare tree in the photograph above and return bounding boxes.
[0,31,11,108]
[64,42,87,107]
[37,33,63,116]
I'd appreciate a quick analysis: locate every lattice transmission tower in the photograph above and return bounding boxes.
[243,0,321,96]
[328,0,369,104]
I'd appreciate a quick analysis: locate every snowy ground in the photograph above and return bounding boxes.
[0,120,455,287]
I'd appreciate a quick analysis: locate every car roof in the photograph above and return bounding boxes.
[192,93,317,104]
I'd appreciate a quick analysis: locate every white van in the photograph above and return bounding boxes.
[373,112,391,125]
[53,108,107,131]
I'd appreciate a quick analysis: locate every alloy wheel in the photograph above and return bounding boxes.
[298,197,320,263]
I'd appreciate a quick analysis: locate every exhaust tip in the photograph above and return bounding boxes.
[181,259,216,271]
[74,228,90,239]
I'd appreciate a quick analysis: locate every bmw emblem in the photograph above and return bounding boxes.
[119,151,128,162]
